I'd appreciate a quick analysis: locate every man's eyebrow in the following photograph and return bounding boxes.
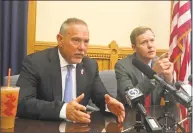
[140,39,148,42]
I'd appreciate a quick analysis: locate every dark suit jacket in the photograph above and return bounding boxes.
[115,53,175,106]
[16,47,108,120]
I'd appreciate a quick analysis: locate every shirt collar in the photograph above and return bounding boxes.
[58,49,76,68]
[148,60,152,67]
[134,53,152,67]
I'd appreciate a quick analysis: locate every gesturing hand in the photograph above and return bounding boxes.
[66,93,91,123]
[152,58,171,74]
[152,52,174,83]
[105,94,125,123]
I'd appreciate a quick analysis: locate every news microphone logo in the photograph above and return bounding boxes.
[128,88,140,96]
[125,88,143,108]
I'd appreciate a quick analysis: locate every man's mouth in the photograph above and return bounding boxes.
[74,53,84,58]
[148,51,155,54]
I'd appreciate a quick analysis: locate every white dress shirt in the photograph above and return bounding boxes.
[58,49,110,120]
[58,50,77,119]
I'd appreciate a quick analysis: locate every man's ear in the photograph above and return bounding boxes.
[132,44,136,51]
[57,34,63,46]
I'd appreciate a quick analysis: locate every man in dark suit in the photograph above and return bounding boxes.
[16,18,125,123]
[115,26,175,106]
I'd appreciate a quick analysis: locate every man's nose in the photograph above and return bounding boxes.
[78,42,86,50]
[147,41,154,48]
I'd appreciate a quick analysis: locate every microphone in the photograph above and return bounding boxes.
[175,81,189,92]
[125,87,144,108]
[125,87,147,116]
[188,75,192,82]
[125,87,162,132]
[132,58,192,108]
[188,75,192,84]
[175,81,192,96]
[175,81,184,90]
[132,58,176,92]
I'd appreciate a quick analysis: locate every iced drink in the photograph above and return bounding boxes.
[0,87,20,129]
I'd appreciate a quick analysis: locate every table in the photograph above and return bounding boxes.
[0,105,191,133]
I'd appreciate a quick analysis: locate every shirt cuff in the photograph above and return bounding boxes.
[60,103,68,119]
[59,103,72,122]
[105,104,111,112]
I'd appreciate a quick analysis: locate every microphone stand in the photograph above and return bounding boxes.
[157,90,181,132]
[168,106,192,133]
[121,105,145,132]
[134,107,145,132]
[122,103,162,133]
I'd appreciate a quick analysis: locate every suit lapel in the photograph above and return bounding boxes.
[76,62,85,97]
[48,47,62,101]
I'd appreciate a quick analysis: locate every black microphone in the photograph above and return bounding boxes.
[132,58,176,92]
[132,58,192,108]
[175,81,190,91]
[175,81,192,96]
[175,81,184,90]
[125,87,146,114]
[125,87,143,107]
[175,81,189,92]
[188,75,192,83]
[125,87,162,132]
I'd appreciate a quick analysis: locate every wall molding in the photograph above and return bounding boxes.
[35,41,168,57]
[34,41,168,70]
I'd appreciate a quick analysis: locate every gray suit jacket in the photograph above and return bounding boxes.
[16,47,108,120]
[115,53,175,106]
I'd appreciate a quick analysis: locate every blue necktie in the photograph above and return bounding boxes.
[64,65,73,103]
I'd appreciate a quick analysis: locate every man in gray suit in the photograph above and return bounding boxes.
[115,26,175,106]
[17,18,125,123]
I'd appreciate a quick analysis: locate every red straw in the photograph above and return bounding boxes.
[7,68,11,87]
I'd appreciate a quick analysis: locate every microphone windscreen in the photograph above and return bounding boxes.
[132,58,156,79]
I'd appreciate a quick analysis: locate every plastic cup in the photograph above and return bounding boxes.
[0,86,20,129]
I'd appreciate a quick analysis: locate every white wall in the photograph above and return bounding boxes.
[36,1,171,49]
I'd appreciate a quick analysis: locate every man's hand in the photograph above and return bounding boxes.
[66,93,91,123]
[152,52,174,83]
[162,62,174,83]
[105,94,125,123]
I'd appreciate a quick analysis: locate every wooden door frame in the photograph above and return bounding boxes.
[27,1,37,55]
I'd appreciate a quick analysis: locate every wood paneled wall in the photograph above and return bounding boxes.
[34,41,168,71]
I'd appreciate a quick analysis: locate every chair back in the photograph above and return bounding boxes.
[99,70,117,98]
[87,70,117,111]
